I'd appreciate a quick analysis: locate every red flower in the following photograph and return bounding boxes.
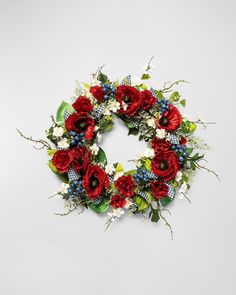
[140,90,157,110]
[83,165,109,199]
[151,181,168,200]
[152,151,180,181]
[151,138,171,153]
[110,194,126,209]
[158,105,182,131]
[65,113,95,140]
[116,85,141,117]
[115,175,135,197]
[69,147,91,174]
[90,86,105,102]
[72,96,93,115]
[52,150,71,173]
[179,136,187,145]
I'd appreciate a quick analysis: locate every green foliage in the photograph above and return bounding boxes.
[170,91,181,102]
[128,128,139,136]
[149,207,160,223]
[160,196,173,207]
[97,72,109,84]
[89,200,109,213]
[181,121,197,134]
[133,195,149,212]
[180,99,186,107]
[141,73,151,80]
[96,147,107,165]
[99,116,114,133]
[124,169,136,176]
[56,101,75,124]
[47,149,56,157]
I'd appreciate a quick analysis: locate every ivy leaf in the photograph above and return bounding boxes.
[97,72,109,84]
[99,117,114,133]
[141,73,151,80]
[154,90,164,99]
[128,128,139,136]
[150,207,159,223]
[144,159,152,171]
[160,196,173,207]
[96,147,107,165]
[89,200,109,213]
[133,195,149,212]
[180,99,186,107]
[181,121,197,134]
[48,160,58,173]
[169,91,181,102]
[114,163,123,173]
[56,101,75,124]
[47,149,56,157]
[124,169,136,176]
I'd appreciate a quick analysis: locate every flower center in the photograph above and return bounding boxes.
[90,176,99,189]
[123,96,131,103]
[159,116,169,127]
[75,120,86,130]
[158,160,168,170]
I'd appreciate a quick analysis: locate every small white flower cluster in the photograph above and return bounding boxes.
[137,147,155,160]
[59,182,70,195]
[106,198,135,224]
[89,143,99,155]
[156,129,166,139]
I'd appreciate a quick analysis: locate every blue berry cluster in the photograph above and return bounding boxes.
[171,144,187,164]
[158,99,169,114]
[102,83,116,101]
[68,179,85,198]
[134,168,152,183]
[65,131,85,147]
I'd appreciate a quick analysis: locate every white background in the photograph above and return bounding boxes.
[1,0,236,294]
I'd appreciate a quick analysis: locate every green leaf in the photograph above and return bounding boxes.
[56,101,75,123]
[186,148,194,156]
[99,116,114,133]
[180,99,186,107]
[150,208,159,223]
[160,196,173,207]
[155,90,164,99]
[47,149,56,157]
[190,161,196,170]
[115,163,123,173]
[191,153,204,161]
[89,200,109,213]
[144,159,152,171]
[96,147,107,165]
[141,73,151,80]
[128,128,139,136]
[97,72,109,84]
[145,191,154,202]
[181,121,197,134]
[170,91,181,102]
[133,195,149,212]
[48,160,58,173]
[124,169,136,176]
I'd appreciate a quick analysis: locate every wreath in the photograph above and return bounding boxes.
[18,59,218,234]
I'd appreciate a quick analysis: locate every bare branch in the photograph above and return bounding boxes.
[17,129,52,150]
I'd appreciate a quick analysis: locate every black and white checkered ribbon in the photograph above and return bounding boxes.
[169,133,179,145]
[165,182,176,199]
[68,166,80,182]
[150,87,158,98]
[94,106,105,119]
[125,116,139,128]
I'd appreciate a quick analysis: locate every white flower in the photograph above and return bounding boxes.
[58,138,69,149]
[175,171,182,182]
[105,164,115,175]
[53,126,64,138]
[103,108,111,116]
[60,183,70,194]
[131,76,142,86]
[90,143,99,155]
[156,129,166,139]
[90,74,101,86]
[113,171,124,181]
[122,103,128,111]
[108,101,120,113]
[124,198,133,209]
[108,208,125,218]
[178,182,188,199]
[147,118,156,128]
[143,148,155,158]
[97,132,102,143]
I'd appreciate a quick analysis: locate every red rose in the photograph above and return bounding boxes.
[116,85,141,117]
[151,138,171,153]
[152,151,180,181]
[140,90,157,110]
[179,136,187,145]
[158,105,182,131]
[83,165,109,199]
[110,194,126,209]
[52,150,71,173]
[115,175,135,197]
[65,113,95,140]
[72,96,93,115]
[90,86,105,102]
[151,181,168,200]
[69,147,91,174]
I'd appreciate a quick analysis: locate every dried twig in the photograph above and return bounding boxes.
[17,129,51,150]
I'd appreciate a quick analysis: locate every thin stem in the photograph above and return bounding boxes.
[161,80,189,93]
[182,192,191,204]
[54,201,84,217]
[195,162,221,182]
[17,129,51,150]
[145,56,155,72]
[158,204,174,240]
